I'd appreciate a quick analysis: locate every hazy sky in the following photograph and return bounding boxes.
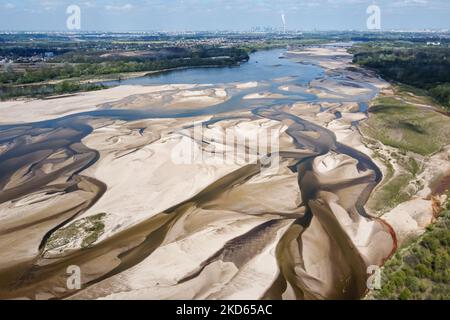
[0,0,449,31]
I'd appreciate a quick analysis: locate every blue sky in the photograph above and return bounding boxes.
[0,0,449,31]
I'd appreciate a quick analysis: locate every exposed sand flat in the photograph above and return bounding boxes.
[0,85,183,125]
[307,88,343,100]
[311,154,394,264]
[0,83,225,125]
[0,189,90,268]
[417,146,450,197]
[285,101,368,156]
[381,147,450,245]
[311,79,372,97]
[278,152,394,300]
[279,84,307,93]
[289,102,321,115]
[383,198,435,246]
[66,150,302,300]
[70,218,293,300]
[340,112,368,123]
[41,116,291,258]
[287,47,353,70]
[2,45,441,301]
[3,97,368,300]
[235,81,258,89]
[249,102,395,299]
[169,92,226,109]
[0,175,102,292]
[243,92,289,100]
[288,47,352,59]
[107,86,229,111]
[307,80,373,101]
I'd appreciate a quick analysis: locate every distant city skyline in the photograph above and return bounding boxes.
[1,0,450,32]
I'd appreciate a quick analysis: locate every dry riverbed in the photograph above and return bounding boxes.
[0,46,448,300]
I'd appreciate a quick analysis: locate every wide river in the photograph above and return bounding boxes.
[102,49,323,86]
[0,48,392,300]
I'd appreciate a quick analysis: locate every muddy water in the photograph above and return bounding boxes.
[0,49,393,300]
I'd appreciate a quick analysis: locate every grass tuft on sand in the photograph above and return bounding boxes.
[361,97,450,156]
[46,213,107,250]
[362,87,450,214]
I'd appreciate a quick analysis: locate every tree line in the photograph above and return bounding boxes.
[0,47,249,86]
[353,45,450,109]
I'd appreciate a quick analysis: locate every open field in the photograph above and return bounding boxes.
[361,96,450,156]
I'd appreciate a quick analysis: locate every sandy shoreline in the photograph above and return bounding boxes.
[0,84,226,125]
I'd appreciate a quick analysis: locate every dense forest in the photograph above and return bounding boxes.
[0,81,105,100]
[0,45,249,99]
[352,45,450,109]
[373,194,450,300]
[0,47,249,85]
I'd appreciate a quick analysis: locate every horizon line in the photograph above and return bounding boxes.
[0,29,449,34]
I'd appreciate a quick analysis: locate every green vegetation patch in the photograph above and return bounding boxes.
[396,84,440,107]
[430,84,450,108]
[367,144,425,214]
[0,81,105,101]
[369,174,416,214]
[353,45,450,110]
[361,97,450,156]
[46,213,107,250]
[0,47,249,86]
[0,45,249,99]
[373,200,450,300]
